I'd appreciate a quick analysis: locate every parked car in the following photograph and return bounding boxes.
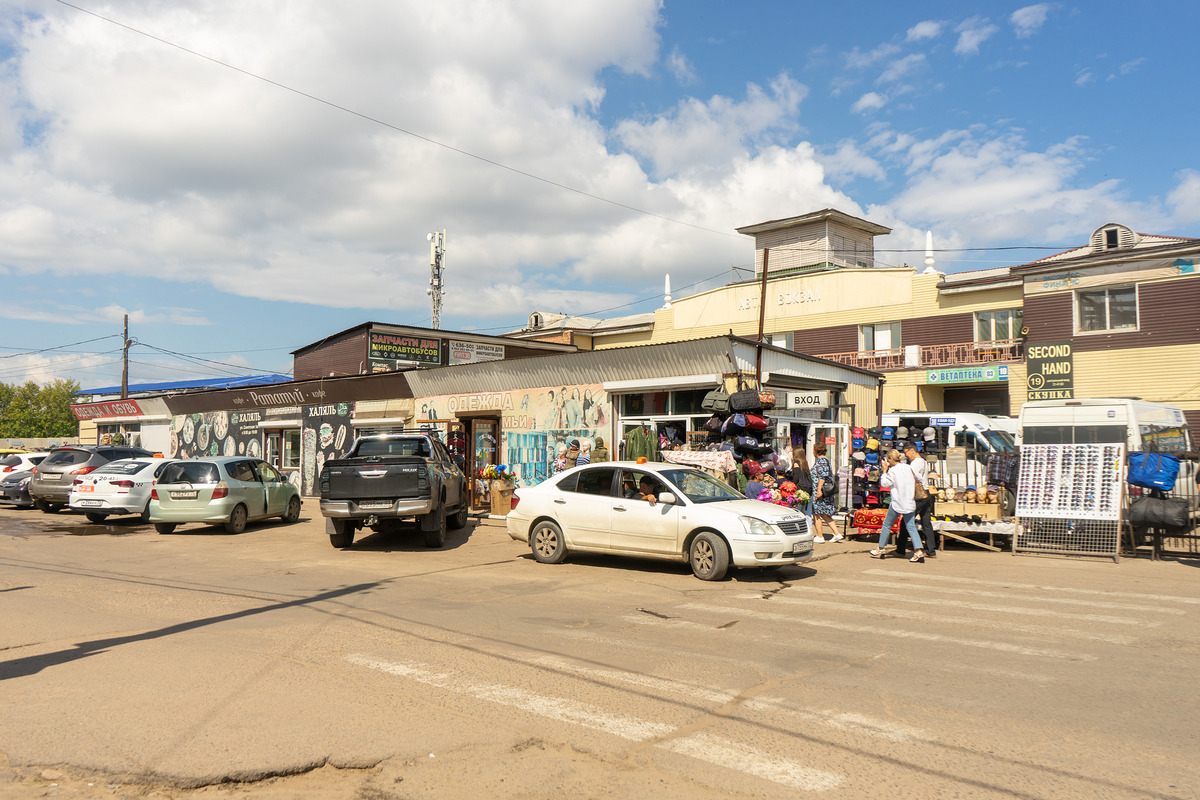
[149,457,302,534]
[1,452,48,475]
[506,461,814,581]
[69,457,175,523]
[0,469,38,507]
[29,445,156,513]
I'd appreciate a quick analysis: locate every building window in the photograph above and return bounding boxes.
[1105,228,1119,249]
[975,309,1023,342]
[859,322,900,352]
[1078,286,1138,332]
[283,430,301,469]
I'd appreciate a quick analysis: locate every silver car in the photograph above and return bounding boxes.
[149,457,302,534]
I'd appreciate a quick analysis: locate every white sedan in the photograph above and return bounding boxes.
[506,461,814,580]
[69,457,175,523]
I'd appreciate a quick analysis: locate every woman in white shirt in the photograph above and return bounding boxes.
[870,449,926,562]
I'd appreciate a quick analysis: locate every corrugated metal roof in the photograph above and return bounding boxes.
[405,335,880,398]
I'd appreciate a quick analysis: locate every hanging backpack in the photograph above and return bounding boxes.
[1127,452,1181,491]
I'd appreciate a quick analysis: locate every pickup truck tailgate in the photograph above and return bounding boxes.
[322,458,428,500]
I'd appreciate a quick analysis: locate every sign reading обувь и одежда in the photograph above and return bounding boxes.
[1026,341,1074,400]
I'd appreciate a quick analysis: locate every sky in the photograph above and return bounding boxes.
[2,0,1199,391]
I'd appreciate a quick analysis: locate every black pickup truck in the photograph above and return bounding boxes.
[318,432,469,549]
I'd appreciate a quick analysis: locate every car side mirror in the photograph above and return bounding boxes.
[657,491,677,505]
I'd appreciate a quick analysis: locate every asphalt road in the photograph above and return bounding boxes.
[1,502,1198,799]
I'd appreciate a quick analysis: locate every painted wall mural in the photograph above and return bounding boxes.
[418,383,612,486]
[169,410,261,461]
[301,402,352,496]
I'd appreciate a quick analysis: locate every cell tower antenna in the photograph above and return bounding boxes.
[426,228,447,329]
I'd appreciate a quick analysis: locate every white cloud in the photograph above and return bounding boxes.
[667,46,697,85]
[1108,57,1146,80]
[844,42,902,70]
[906,20,944,42]
[1075,68,1094,86]
[1011,4,1050,38]
[817,141,887,182]
[954,17,999,56]
[878,53,926,84]
[1167,170,1200,225]
[852,92,887,114]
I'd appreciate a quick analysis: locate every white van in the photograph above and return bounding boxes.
[1019,399,1192,454]
[988,416,1022,446]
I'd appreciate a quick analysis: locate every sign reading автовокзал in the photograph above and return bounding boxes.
[1026,341,1074,400]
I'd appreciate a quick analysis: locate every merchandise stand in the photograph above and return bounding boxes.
[1015,443,1125,563]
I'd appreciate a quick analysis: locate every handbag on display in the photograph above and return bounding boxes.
[701,389,731,415]
[757,390,776,409]
[721,413,747,435]
[1126,453,1181,491]
[728,389,763,412]
[1128,495,1190,529]
[704,414,724,433]
[743,413,770,431]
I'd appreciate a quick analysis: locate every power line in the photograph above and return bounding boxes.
[55,0,739,241]
[0,334,123,359]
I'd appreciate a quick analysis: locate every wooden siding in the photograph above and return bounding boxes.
[901,312,975,347]
[293,331,368,379]
[792,324,859,355]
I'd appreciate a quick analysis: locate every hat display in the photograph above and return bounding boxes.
[868,426,881,437]
[852,450,866,461]
[882,427,894,439]
[865,451,879,464]
[866,493,879,505]
[866,437,880,450]
[896,426,909,439]
[852,426,866,438]
[852,437,864,449]
[853,467,867,479]
[742,460,762,476]
[569,438,580,448]
[923,426,936,441]
[868,466,881,481]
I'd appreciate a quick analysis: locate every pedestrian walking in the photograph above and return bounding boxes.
[904,443,936,557]
[870,449,926,562]
[811,443,843,543]
[789,445,816,536]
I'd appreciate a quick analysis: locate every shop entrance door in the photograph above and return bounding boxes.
[265,433,282,470]
[809,423,850,473]
[469,418,500,509]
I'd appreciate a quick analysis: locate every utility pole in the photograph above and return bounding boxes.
[426,228,447,329]
[120,314,130,400]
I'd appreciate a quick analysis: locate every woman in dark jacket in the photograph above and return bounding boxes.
[789,447,815,536]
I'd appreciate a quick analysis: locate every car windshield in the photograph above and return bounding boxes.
[355,439,431,458]
[658,468,746,504]
[44,449,91,466]
[94,460,152,476]
[981,430,1016,452]
[0,455,21,467]
[160,462,220,484]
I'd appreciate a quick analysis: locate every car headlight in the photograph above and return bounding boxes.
[18,478,30,488]
[739,516,776,536]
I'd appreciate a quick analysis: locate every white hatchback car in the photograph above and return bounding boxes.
[506,461,814,580]
[69,457,175,523]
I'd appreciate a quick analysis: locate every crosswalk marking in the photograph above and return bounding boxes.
[771,586,1156,627]
[347,653,844,792]
[680,603,1095,661]
[736,594,1137,645]
[825,577,1186,615]
[863,569,1200,604]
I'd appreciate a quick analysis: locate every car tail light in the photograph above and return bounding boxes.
[212,481,229,499]
[510,494,520,510]
[112,480,134,491]
[151,488,158,500]
[73,478,84,486]
[2,466,13,473]
[69,466,97,476]
[31,466,38,474]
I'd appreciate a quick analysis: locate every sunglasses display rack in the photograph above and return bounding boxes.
[1015,444,1124,521]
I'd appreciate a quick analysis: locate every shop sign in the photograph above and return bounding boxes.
[71,399,144,420]
[448,340,505,365]
[926,365,1009,384]
[368,332,441,371]
[1025,341,1074,400]
[781,390,830,409]
[824,436,836,445]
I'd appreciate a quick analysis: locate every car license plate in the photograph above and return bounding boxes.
[78,500,102,507]
[171,491,199,500]
[43,474,60,481]
[359,501,392,510]
[793,541,812,555]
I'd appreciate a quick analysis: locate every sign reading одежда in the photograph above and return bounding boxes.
[1025,341,1074,400]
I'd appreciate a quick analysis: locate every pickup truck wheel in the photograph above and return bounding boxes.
[531,520,567,564]
[328,519,354,548]
[225,504,248,534]
[689,531,730,581]
[85,512,107,524]
[449,501,469,530]
[423,509,447,548]
[154,523,177,534]
[282,496,301,523]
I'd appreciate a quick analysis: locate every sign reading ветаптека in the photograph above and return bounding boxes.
[1025,341,1074,400]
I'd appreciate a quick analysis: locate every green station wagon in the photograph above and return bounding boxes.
[149,457,301,534]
